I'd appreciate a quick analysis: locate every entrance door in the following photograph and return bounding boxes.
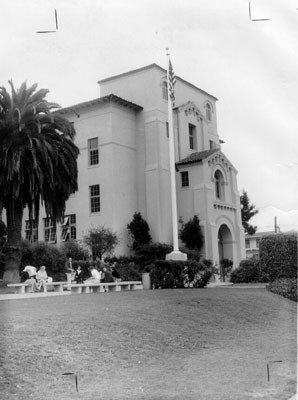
[218,224,233,281]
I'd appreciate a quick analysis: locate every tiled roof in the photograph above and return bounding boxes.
[176,148,220,166]
[56,94,143,115]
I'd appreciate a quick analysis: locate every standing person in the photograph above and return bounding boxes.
[65,254,74,291]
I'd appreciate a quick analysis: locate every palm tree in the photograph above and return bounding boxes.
[0,80,79,283]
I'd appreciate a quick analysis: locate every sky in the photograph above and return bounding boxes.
[1,0,298,232]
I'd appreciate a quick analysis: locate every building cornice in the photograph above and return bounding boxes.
[55,94,143,115]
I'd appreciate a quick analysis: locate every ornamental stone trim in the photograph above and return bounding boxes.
[208,153,232,171]
[213,203,236,212]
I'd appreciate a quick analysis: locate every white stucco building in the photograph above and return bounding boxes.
[21,64,245,268]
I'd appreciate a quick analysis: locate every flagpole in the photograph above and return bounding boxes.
[165,49,187,261]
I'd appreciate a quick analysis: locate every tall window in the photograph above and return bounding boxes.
[162,81,168,100]
[44,217,57,243]
[61,214,76,241]
[209,140,214,150]
[189,124,196,150]
[181,171,189,187]
[25,219,38,242]
[88,137,99,166]
[245,239,250,249]
[206,103,212,121]
[90,184,100,213]
[214,170,224,200]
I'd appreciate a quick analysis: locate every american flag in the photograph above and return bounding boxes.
[168,59,176,101]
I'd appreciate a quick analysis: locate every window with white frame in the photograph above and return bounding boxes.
[44,217,57,243]
[90,184,100,213]
[181,171,189,188]
[245,239,250,249]
[206,103,212,121]
[189,124,197,150]
[25,219,38,242]
[88,137,99,166]
[214,169,224,200]
[61,214,76,241]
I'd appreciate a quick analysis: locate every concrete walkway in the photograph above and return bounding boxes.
[0,291,71,301]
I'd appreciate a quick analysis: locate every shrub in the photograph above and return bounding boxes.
[60,240,90,261]
[136,242,173,261]
[259,233,297,282]
[230,257,268,283]
[219,259,233,282]
[21,241,65,281]
[72,260,92,280]
[104,257,142,281]
[127,212,152,250]
[267,278,297,302]
[83,226,119,260]
[179,215,204,251]
[150,259,214,289]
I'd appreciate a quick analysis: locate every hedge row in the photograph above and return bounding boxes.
[150,259,214,289]
[259,232,297,281]
[266,279,297,302]
[230,257,268,283]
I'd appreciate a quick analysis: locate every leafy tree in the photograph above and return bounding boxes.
[60,240,90,261]
[0,81,79,283]
[83,226,119,260]
[127,212,151,251]
[240,190,258,235]
[179,215,204,251]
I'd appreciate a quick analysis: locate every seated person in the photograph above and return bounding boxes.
[36,266,52,291]
[20,270,37,293]
[101,266,114,283]
[74,266,84,284]
[23,265,37,279]
[111,263,121,282]
[85,265,102,282]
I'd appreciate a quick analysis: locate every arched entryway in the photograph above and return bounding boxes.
[218,224,233,281]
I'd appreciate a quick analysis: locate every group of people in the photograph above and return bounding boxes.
[20,256,122,293]
[64,254,121,290]
[21,265,52,293]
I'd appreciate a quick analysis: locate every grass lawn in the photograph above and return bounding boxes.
[0,288,296,400]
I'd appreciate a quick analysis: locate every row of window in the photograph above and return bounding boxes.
[25,214,77,243]
[25,167,225,243]
[25,184,101,243]
[161,81,212,121]
[89,121,215,167]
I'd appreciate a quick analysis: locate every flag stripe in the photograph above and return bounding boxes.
[168,59,176,101]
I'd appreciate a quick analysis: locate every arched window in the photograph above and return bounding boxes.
[162,81,168,100]
[206,103,212,121]
[214,170,224,200]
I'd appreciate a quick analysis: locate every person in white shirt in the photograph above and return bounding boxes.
[23,265,37,278]
[36,266,53,291]
[86,266,102,282]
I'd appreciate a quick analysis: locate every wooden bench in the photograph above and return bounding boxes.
[69,281,143,294]
[7,281,67,294]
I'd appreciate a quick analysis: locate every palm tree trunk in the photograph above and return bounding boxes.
[3,202,23,283]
